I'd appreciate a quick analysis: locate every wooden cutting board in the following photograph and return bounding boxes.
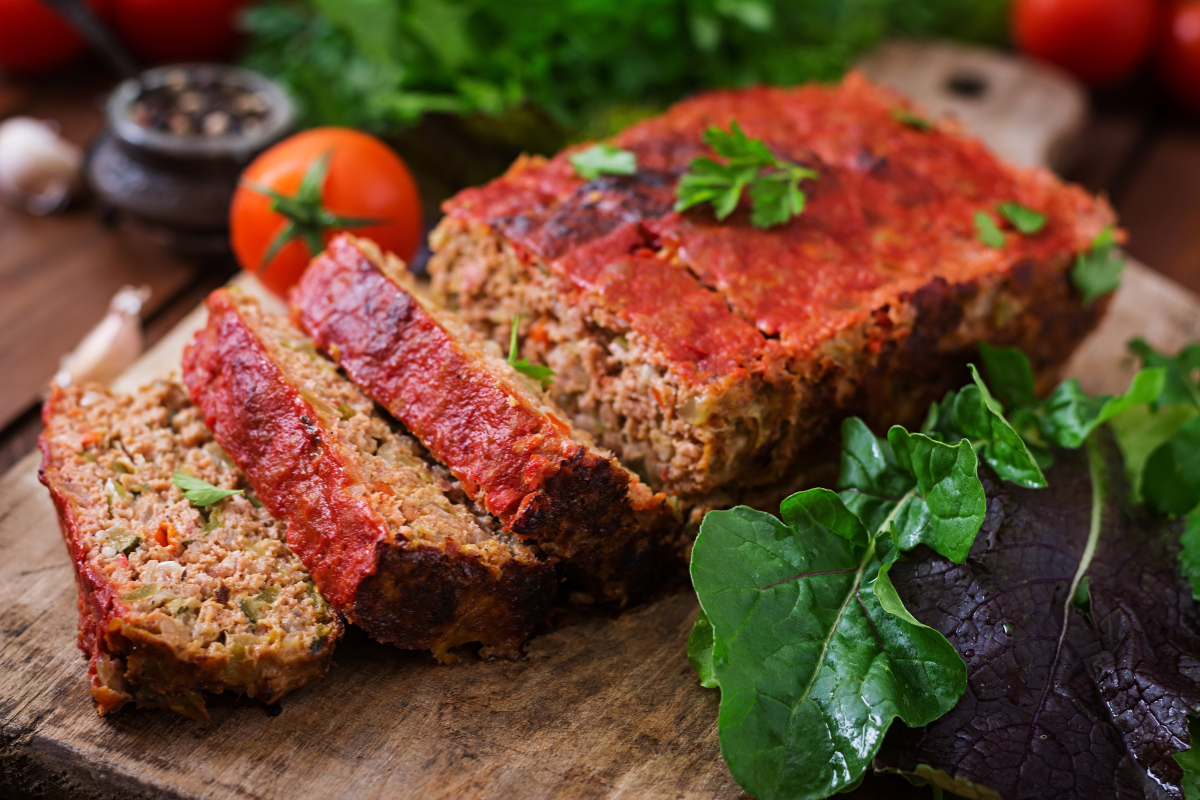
[3,42,1199,800]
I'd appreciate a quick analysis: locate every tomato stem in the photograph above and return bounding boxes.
[241,150,389,275]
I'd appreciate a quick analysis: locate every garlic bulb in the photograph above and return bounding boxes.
[53,286,151,388]
[0,117,82,215]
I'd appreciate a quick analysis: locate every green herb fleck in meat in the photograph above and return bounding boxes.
[173,472,244,507]
[507,315,555,387]
[120,584,157,602]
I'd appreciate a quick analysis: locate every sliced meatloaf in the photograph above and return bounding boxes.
[291,235,681,603]
[428,72,1115,499]
[39,381,340,720]
[183,288,557,660]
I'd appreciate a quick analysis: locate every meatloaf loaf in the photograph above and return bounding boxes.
[183,288,557,660]
[292,235,681,603]
[428,72,1115,500]
[39,381,340,719]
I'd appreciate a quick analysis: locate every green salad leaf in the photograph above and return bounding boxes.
[1143,417,1200,516]
[1176,717,1200,800]
[978,341,1036,408]
[996,201,1046,235]
[687,608,718,689]
[1071,226,1123,304]
[837,418,986,562]
[1109,402,1199,500]
[675,121,818,229]
[1128,337,1200,409]
[1182,516,1200,603]
[568,143,637,180]
[691,490,966,800]
[173,473,244,507]
[961,365,1047,488]
[1037,369,1166,450]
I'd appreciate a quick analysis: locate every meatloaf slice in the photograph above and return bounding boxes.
[291,235,681,604]
[183,288,556,660]
[429,72,1114,500]
[39,381,340,720]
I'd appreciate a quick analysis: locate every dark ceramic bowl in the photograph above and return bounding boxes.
[86,63,295,251]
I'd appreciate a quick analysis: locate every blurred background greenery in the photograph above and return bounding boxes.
[241,0,1011,151]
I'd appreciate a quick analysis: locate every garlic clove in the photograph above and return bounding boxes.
[53,286,151,388]
[0,117,82,216]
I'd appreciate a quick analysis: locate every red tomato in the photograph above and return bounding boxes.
[0,0,93,74]
[1159,2,1200,113]
[231,127,423,298]
[1012,0,1159,86]
[111,0,246,64]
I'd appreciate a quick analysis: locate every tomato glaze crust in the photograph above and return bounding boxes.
[429,73,1115,500]
[291,236,682,603]
[183,289,557,660]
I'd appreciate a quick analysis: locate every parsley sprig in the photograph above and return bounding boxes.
[1071,226,1124,305]
[506,315,554,387]
[569,143,636,180]
[675,121,818,229]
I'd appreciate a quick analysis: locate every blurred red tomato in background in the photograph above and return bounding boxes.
[0,0,109,74]
[1159,2,1200,113]
[111,0,247,63]
[1012,0,1159,86]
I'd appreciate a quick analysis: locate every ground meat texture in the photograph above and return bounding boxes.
[291,235,683,604]
[428,73,1114,501]
[182,289,557,660]
[38,381,341,720]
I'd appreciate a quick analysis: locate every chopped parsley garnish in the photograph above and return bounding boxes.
[1071,226,1123,305]
[569,143,636,180]
[974,211,1005,248]
[173,472,244,507]
[675,121,818,229]
[997,202,1047,235]
[506,315,555,387]
[892,107,932,130]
